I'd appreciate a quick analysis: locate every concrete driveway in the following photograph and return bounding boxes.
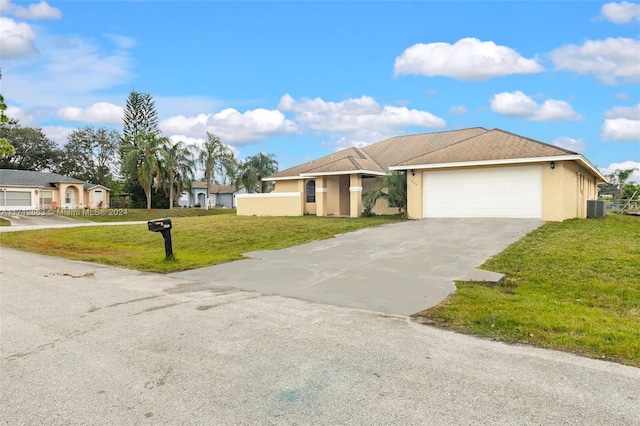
[1,247,639,425]
[172,218,543,315]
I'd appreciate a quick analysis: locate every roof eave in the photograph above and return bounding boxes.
[390,155,607,181]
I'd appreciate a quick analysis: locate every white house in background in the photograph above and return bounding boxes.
[0,169,110,211]
[179,181,246,208]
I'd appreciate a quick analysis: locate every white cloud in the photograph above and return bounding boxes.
[159,108,297,145]
[5,106,36,125]
[549,38,640,85]
[615,92,631,100]
[449,105,469,115]
[604,103,640,119]
[552,137,587,153]
[394,37,543,80]
[601,103,640,140]
[41,125,75,145]
[490,91,582,121]
[14,1,61,20]
[333,130,391,151]
[3,34,133,108]
[278,94,445,133]
[600,161,640,182]
[601,118,640,140]
[600,2,640,24]
[0,17,37,58]
[57,102,124,125]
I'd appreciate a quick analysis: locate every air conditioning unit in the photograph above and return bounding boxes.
[587,200,606,218]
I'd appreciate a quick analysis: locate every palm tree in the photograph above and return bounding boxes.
[122,131,164,209]
[197,133,225,209]
[609,167,639,205]
[242,152,278,193]
[363,171,407,217]
[161,140,195,209]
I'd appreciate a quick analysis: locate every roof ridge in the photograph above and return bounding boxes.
[396,128,490,166]
[489,128,577,155]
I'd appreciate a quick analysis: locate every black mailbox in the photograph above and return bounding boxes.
[147,218,174,259]
[148,218,172,232]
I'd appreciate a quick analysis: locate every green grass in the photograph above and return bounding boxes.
[414,214,640,367]
[58,207,235,222]
[0,214,402,273]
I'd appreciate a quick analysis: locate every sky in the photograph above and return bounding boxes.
[1,0,639,181]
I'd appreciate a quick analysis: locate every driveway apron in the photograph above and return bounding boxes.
[170,218,543,316]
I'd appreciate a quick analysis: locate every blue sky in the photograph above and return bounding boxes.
[2,1,639,180]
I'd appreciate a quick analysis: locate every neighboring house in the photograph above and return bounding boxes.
[179,181,246,208]
[0,169,110,211]
[236,128,606,221]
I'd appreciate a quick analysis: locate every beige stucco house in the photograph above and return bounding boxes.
[236,128,606,221]
[0,169,110,211]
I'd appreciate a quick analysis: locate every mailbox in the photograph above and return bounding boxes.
[147,218,174,259]
[148,218,172,232]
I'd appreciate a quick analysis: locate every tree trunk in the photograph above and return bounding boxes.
[169,174,174,210]
[146,187,152,210]
[206,181,211,210]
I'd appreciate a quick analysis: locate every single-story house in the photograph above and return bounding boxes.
[179,182,246,208]
[0,169,110,211]
[236,128,606,221]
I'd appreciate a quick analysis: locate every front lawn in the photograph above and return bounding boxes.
[0,214,401,273]
[59,207,235,222]
[414,214,640,367]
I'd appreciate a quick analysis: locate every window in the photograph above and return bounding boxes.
[1,191,31,207]
[65,189,72,204]
[306,180,316,203]
[39,190,53,206]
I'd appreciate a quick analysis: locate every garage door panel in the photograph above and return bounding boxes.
[423,166,541,218]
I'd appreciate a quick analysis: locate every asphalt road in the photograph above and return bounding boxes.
[1,247,639,425]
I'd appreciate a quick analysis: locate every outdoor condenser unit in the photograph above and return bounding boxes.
[587,200,606,218]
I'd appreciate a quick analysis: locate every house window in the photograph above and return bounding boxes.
[39,190,53,206]
[306,180,316,203]
[65,189,72,204]
[1,191,31,207]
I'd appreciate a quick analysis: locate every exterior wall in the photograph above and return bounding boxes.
[541,160,598,221]
[273,180,299,193]
[325,176,342,216]
[86,188,110,208]
[57,183,84,209]
[349,174,362,218]
[236,192,303,216]
[406,171,423,219]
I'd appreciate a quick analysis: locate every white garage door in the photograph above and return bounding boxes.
[423,165,542,218]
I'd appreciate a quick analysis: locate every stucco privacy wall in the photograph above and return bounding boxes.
[236,192,303,216]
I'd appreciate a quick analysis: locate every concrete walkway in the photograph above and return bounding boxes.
[171,218,543,315]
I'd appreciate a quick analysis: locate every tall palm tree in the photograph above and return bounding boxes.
[609,167,639,203]
[122,131,164,209]
[161,140,195,209]
[197,133,225,209]
[242,152,278,193]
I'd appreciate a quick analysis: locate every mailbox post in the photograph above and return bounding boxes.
[147,218,174,259]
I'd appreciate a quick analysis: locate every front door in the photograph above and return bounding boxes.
[65,188,75,209]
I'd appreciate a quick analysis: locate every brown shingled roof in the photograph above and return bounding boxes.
[267,127,585,179]
[396,129,576,166]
